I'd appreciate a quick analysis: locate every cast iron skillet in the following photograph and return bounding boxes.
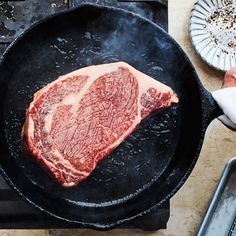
[0,4,222,230]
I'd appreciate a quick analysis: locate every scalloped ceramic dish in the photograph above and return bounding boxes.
[189,0,236,71]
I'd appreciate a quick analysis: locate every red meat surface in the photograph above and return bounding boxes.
[22,62,178,187]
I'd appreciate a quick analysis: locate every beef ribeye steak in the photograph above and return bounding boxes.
[22,62,178,187]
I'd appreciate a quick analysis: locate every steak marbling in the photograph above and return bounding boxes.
[22,62,178,187]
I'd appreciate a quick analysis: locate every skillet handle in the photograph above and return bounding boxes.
[201,88,223,130]
[208,68,236,131]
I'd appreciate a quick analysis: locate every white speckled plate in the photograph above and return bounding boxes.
[189,0,236,71]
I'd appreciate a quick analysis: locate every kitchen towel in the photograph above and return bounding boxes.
[212,87,236,130]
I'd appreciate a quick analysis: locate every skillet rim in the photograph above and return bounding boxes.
[0,3,211,230]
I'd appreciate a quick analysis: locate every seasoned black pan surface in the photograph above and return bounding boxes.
[0,4,221,229]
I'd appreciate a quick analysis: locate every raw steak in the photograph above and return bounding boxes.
[22,62,178,187]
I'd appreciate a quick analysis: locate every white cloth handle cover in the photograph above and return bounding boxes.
[211,87,236,130]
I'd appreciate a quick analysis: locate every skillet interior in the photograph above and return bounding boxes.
[0,5,203,228]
